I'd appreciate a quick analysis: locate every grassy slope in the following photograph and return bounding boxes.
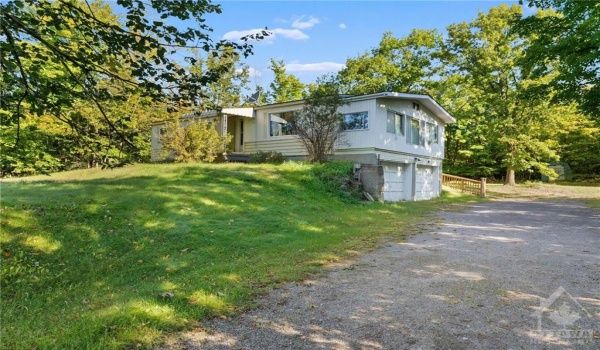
[1,163,474,349]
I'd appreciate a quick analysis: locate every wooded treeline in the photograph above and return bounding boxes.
[1,0,598,182]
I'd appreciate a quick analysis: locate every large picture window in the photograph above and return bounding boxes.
[386,110,404,135]
[269,111,296,137]
[407,117,424,146]
[342,111,369,130]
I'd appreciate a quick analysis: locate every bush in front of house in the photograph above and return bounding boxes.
[161,119,231,163]
[248,151,286,164]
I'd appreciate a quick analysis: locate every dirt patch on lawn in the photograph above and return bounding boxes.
[486,183,600,200]
[160,199,600,349]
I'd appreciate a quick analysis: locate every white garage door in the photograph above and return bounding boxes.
[415,166,438,200]
[383,162,406,202]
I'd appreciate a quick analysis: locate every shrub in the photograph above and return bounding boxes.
[248,151,286,164]
[307,161,362,202]
[161,119,231,163]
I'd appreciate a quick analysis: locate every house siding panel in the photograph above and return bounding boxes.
[244,138,306,156]
[336,100,378,150]
[365,98,445,161]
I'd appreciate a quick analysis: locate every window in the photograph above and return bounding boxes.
[413,102,420,111]
[269,111,296,137]
[342,111,369,130]
[158,127,166,141]
[386,110,404,135]
[426,122,438,144]
[407,117,424,146]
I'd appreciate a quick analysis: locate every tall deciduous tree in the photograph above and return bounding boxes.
[287,79,346,163]
[0,0,264,166]
[444,4,559,185]
[191,47,251,109]
[338,29,443,95]
[517,0,600,119]
[268,59,305,103]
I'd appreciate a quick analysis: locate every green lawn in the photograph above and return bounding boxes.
[485,181,600,208]
[1,162,474,349]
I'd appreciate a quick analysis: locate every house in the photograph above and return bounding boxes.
[150,92,456,201]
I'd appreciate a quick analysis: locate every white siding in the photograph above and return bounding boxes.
[244,138,306,156]
[335,98,445,161]
[336,100,378,150]
[150,124,165,161]
[245,108,306,156]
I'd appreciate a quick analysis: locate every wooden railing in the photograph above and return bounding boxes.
[442,173,487,197]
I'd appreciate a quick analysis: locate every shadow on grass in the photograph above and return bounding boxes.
[1,163,443,349]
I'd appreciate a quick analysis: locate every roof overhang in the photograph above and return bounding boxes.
[346,92,456,124]
[149,107,254,126]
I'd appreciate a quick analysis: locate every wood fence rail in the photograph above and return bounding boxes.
[442,173,487,197]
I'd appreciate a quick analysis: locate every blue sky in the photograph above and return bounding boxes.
[202,1,532,88]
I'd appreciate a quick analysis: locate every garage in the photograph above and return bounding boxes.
[415,165,439,200]
[382,162,407,202]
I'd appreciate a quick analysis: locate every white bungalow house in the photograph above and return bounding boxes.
[150,92,456,201]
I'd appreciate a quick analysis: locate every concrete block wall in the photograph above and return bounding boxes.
[359,165,384,201]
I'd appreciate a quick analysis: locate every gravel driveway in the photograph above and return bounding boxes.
[165,199,600,349]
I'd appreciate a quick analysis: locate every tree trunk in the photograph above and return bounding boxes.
[505,168,516,186]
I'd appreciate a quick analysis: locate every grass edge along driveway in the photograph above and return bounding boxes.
[2,162,476,349]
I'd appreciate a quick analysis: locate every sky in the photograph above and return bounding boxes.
[193,1,535,89]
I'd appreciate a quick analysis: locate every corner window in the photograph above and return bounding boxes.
[386,110,404,135]
[426,122,438,144]
[269,111,296,137]
[407,117,424,146]
[342,111,368,130]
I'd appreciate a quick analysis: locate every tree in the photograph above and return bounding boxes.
[0,0,265,167]
[443,4,560,185]
[517,0,600,119]
[338,29,443,95]
[268,59,305,103]
[286,79,346,163]
[191,47,251,109]
[160,119,231,163]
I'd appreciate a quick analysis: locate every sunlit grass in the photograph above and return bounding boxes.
[486,182,600,203]
[1,162,474,349]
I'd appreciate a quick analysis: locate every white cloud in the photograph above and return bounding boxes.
[222,28,308,42]
[286,62,345,73]
[292,16,320,29]
[247,67,263,78]
[339,23,347,29]
[271,28,309,40]
[222,28,267,41]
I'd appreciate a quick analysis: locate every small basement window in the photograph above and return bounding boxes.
[342,111,369,130]
[386,110,404,135]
